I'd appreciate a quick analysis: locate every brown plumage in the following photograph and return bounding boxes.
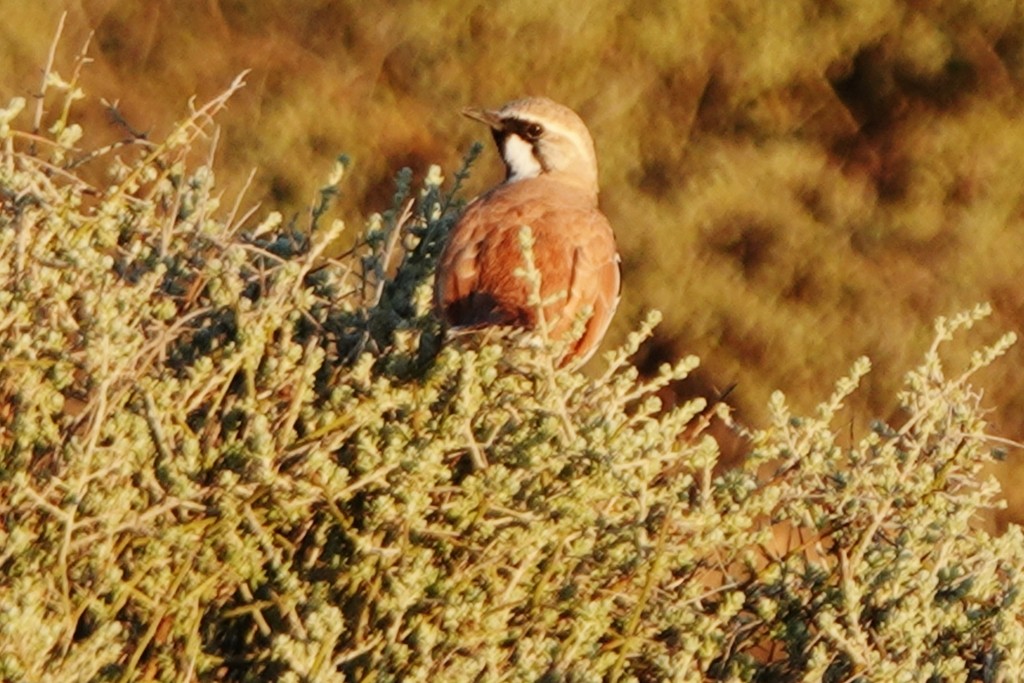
[435,97,620,365]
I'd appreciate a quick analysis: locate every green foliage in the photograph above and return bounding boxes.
[2,66,1024,682]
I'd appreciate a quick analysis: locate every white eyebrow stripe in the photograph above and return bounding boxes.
[524,117,594,169]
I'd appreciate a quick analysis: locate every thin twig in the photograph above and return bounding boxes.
[32,11,67,140]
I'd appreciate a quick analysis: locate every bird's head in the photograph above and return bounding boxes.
[462,97,599,197]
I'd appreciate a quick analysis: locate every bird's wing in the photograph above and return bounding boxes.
[560,210,620,363]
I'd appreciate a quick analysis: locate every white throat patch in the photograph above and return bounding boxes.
[502,134,542,182]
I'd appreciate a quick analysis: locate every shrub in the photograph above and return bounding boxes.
[1,60,1022,682]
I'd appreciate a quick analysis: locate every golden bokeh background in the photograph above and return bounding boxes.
[4,1,1024,519]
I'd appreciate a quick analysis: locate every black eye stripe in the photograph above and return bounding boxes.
[492,122,550,176]
[502,118,544,142]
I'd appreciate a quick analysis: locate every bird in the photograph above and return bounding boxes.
[435,96,620,365]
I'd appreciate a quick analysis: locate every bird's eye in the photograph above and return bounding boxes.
[524,122,544,141]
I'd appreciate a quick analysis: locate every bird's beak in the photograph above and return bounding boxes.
[461,106,504,130]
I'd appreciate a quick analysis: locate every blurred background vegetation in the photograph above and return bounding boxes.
[3,0,1023,519]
